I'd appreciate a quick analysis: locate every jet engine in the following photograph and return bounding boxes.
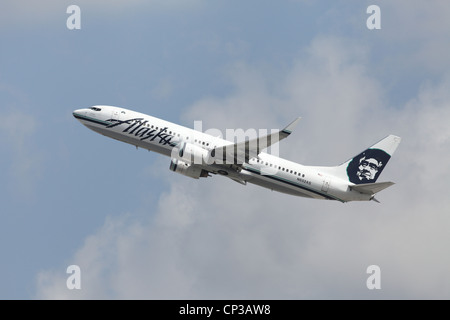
[175,141,211,165]
[169,158,209,179]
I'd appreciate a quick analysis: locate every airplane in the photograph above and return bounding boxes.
[73,105,401,203]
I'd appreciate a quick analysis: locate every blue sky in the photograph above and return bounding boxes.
[1,0,450,299]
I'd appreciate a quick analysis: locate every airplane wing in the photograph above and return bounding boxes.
[211,117,301,165]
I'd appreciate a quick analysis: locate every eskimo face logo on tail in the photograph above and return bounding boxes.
[347,149,391,184]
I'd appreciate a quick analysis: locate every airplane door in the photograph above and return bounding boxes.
[321,178,330,193]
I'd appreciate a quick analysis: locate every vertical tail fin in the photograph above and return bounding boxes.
[322,135,401,184]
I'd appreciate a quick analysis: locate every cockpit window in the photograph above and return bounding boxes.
[90,107,102,111]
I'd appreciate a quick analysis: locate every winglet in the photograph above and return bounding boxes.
[281,117,301,136]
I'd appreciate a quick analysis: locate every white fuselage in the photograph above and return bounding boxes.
[73,106,373,202]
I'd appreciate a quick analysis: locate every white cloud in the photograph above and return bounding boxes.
[185,36,384,164]
[35,31,450,299]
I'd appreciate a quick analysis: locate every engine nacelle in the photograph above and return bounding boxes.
[174,141,211,165]
[169,158,209,179]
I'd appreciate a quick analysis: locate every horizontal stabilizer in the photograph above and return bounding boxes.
[351,181,394,195]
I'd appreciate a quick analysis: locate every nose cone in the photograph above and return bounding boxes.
[73,109,88,123]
